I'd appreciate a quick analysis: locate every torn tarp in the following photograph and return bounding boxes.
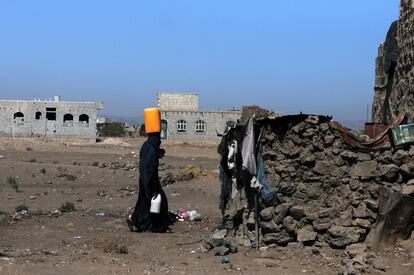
[330,113,405,150]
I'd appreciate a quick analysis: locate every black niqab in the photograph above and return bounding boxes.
[132,133,169,232]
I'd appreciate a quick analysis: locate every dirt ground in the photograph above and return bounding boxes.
[0,138,412,274]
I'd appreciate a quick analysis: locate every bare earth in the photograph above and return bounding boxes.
[0,138,412,274]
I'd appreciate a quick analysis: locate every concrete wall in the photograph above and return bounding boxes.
[157,92,199,111]
[161,110,241,141]
[0,99,103,139]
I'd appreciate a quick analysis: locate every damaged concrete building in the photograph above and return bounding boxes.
[0,96,103,140]
[372,0,414,123]
[157,92,241,141]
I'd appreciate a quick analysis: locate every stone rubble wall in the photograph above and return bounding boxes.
[241,116,414,248]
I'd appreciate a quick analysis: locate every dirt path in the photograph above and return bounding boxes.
[0,140,411,274]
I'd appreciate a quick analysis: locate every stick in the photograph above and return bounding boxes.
[255,190,260,252]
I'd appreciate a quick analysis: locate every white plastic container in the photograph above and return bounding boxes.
[150,194,162,214]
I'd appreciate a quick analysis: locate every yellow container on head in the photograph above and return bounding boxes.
[144,107,161,134]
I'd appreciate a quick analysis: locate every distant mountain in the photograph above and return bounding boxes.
[105,115,144,125]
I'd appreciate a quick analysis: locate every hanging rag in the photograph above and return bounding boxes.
[227,140,238,170]
[242,116,257,176]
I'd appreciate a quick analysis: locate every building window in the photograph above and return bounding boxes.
[35,112,42,120]
[79,114,89,124]
[177,120,187,133]
[46,107,57,121]
[63,114,74,122]
[195,120,205,133]
[13,112,24,120]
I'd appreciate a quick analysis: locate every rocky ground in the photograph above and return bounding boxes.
[0,138,412,274]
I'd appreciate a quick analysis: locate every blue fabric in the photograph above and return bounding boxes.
[256,152,274,202]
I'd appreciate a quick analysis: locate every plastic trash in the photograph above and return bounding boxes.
[21,210,28,215]
[176,210,202,221]
[0,155,4,160]
[95,212,105,217]
[188,210,202,221]
[221,257,231,264]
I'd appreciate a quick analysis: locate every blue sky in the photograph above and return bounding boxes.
[0,0,399,122]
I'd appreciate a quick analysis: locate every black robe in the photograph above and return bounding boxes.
[132,134,169,232]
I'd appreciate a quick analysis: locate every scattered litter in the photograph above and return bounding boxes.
[221,257,231,264]
[50,209,62,217]
[74,236,82,239]
[21,210,28,216]
[12,213,22,220]
[176,210,202,221]
[0,155,4,159]
[95,212,105,217]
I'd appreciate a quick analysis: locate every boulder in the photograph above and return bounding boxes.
[357,153,371,161]
[400,161,414,177]
[355,218,371,229]
[289,206,306,220]
[350,161,379,178]
[340,150,358,162]
[380,164,400,182]
[392,149,410,165]
[327,226,363,248]
[263,232,294,245]
[260,207,274,221]
[261,220,278,234]
[297,228,317,243]
[314,161,345,177]
[283,216,298,233]
[313,218,331,232]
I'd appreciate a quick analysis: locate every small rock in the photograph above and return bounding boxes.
[345,243,367,258]
[212,229,227,240]
[213,246,230,256]
[311,248,320,255]
[402,185,414,195]
[372,258,390,272]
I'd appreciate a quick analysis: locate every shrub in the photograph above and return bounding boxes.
[7,177,19,192]
[59,202,75,213]
[58,173,77,181]
[29,158,37,163]
[40,168,47,174]
[97,123,126,137]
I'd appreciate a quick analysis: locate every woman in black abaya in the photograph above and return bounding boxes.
[128,133,170,233]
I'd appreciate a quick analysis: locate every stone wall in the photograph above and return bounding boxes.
[219,115,414,248]
[157,92,199,111]
[372,1,414,123]
[161,110,241,141]
[0,99,103,139]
